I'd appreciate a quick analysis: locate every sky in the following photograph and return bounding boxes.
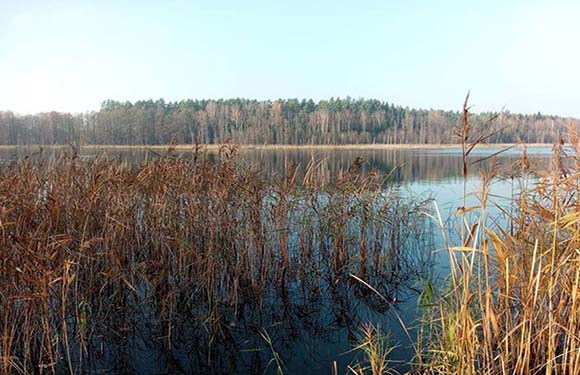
[0,0,578,116]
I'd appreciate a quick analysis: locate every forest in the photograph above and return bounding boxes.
[0,98,578,145]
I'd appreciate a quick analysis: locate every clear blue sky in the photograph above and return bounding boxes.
[0,0,578,116]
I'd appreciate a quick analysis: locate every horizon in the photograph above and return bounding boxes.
[1,1,579,116]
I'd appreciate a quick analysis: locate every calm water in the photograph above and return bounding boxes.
[0,144,554,183]
[1,145,556,374]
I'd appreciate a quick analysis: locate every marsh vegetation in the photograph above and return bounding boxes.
[0,146,434,374]
[413,133,580,375]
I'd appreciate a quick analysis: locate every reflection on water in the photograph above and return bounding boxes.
[50,188,435,374]
[0,145,554,184]
[0,146,556,374]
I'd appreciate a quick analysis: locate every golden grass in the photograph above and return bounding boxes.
[413,106,580,375]
[349,324,400,375]
[0,147,432,374]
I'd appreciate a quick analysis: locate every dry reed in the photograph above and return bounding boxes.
[0,147,431,374]
[414,105,580,375]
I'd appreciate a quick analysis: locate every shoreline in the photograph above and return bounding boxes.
[0,143,557,152]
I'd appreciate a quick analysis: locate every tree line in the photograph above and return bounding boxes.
[0,98,577,145]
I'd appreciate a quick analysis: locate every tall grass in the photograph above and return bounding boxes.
[414,109,580,374]
[348,324,399,375]
[348,98,580,375]
[0,148,431,374]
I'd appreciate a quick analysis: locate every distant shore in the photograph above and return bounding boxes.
[0,143,557,152]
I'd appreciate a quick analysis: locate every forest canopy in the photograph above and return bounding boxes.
[0,98,577,145]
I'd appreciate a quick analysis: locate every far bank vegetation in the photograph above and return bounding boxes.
[1,98,577,146]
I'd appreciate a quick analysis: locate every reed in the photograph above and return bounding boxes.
[347,97,580,374]
[349,324,399,375]
[0,148,431,374]
[414,110,580,374]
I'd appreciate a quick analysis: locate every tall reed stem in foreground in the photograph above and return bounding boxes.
[419,110,580,374]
